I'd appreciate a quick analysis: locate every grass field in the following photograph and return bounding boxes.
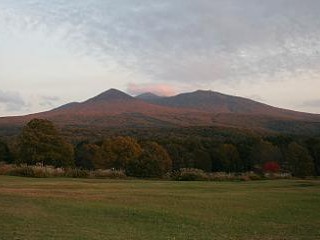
[0,176,319,240]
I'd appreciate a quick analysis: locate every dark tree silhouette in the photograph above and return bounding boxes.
[17,119,74,167]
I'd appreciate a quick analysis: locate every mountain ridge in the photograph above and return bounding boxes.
[0,88,319,135]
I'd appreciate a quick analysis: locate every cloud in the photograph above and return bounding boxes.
[302,99,320,108]
[0,90,26,112]
[127,83,176,96]
[245,95,265,102]
[39,95,60,107]
[1,0,320,87]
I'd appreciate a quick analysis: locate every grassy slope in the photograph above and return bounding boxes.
[0,176,319,240]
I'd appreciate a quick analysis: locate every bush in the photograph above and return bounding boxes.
[207,172,237,181]
[65,168,89,178]
[169,170,266,182]
[90,169,127,179]
[7,165,35,177]
[3,165,59,178]
[263,162,280,173]
[171,168,209,181]
[0,163,14,175]
[247,172,264,181]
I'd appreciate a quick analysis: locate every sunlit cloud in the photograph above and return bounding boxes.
[127,83,176,96]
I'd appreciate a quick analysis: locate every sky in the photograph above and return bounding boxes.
[0,0,320,116]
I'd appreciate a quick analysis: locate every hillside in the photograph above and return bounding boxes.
[142,90,319,121]
[0,88,319,136]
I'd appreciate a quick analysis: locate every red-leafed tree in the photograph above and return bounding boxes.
[263,161,280,173]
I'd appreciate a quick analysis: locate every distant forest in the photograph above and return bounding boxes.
[0,118,319,178]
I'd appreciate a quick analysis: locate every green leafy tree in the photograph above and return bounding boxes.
[0,140,12,163]
[286,142,315,177]
[165,143,196,170]
[217,144,242,172]
[250,140,282,170]
[17,119,74,167]
[305,138,320,176]
[126,142,172,178]
[194,149,212,172]
[75,141,102,169]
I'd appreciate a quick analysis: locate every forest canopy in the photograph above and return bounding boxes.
[0,119,319,178]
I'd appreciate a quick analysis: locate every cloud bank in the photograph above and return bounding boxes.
[0,90,26,112]
[1,0,320,85]
[0,0,320,114]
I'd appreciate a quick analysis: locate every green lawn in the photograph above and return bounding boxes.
[0,176,319,240]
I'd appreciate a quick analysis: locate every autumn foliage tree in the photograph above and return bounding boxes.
[250,140,282,168]
[100,136,142,170]
[126,141,172,178]
[263,161,280,173]
[17,119,74,167]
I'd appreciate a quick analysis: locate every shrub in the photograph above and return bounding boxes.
[263,161,280,173]
[7,165,35,177]
[90,169,127,179]
[65,168,89,178]
[207,172,237,181]
[247,172,264,181]
[32,166,51,178]
[0,163,15,175]
[171,168,208,181]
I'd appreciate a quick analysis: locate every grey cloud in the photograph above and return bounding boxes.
[0,90,26,112]
[302,99,320,108]
[39,95,60,107]
[1,0,320,85]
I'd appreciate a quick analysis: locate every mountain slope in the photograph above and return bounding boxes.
[0,88,319,136]
[142,90,319,121]
[136,92,161,100]
[0,89,213,129]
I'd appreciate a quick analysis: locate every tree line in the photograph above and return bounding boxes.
[0,118,319,178]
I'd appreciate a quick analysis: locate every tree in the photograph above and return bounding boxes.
[250,140,282,170]
[75,141,102,169]
[265,135,292,171]
[165,143,194,170]
[263,161,280,173]
[0,140,12,163]
[126,142,172,178]
[194,149,212,172]
[17,119,74,167]
[216,144,242,172]
[100,136,142,169]
[286,142,315,177]
[305,138,320,176]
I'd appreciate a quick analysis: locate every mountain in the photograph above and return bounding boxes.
[0,88,319,136]
[84,88,134,103]
[141,90,318,121]
[136,92,161,100]
[0,89,211,131]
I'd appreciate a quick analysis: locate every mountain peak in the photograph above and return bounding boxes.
[136,92,161,100]
[84,88,133,103]
[192,89,222,95]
